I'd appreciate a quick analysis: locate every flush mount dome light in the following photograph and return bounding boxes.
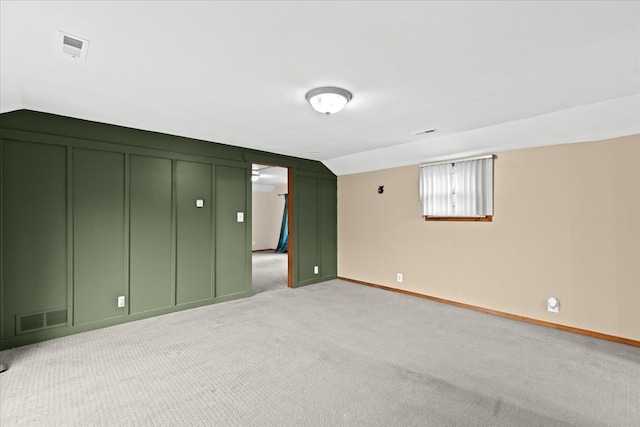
[305,87,352,115]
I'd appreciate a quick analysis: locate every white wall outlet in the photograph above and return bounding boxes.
[117,296,125,308]
[237,212,244,222]
[397,273,403,283]
[314,266,319,274]
[195,199,204,208]
[547,297,559,313]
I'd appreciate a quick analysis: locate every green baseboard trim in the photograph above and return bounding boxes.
[294,274,337,288]
[0,291,252,350]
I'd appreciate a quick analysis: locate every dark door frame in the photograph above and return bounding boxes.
[287,167,293,287]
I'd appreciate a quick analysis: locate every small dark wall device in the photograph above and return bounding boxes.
[378,186,384,194]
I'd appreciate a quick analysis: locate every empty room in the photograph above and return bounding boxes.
[1,1,639,426]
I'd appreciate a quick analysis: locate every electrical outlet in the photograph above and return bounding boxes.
[314,266,319,275]
[397,273,403,283]
[117,296,125,308]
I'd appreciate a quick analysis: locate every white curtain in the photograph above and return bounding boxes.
[420,157,493,217]
[455,158,493,216]
[419,163,453,216]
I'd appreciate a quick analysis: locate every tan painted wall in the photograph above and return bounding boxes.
[252,185,287,250]
[338,135,640,341]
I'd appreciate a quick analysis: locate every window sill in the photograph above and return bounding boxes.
[424,215,493,222]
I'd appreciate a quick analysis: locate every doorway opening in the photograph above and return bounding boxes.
[251,164,292,294]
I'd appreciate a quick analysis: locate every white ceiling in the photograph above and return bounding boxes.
[252,164,287,191]
[1,1,639,176]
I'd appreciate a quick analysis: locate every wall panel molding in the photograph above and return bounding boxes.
[1,110,337,350]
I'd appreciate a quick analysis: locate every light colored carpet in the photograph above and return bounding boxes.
[252,250,287,294]
[1,279,639,426]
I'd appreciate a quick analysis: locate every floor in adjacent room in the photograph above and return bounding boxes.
[252,250,288,294]
[1,279,638,426]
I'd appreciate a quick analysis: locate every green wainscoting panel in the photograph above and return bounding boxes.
[1,140,68,340]
[215,165,248,297]
[296,175,319,284]
[318,177,338,279]
[176,160,212,304]
[1,111,337,350]
[129,155,173,314]
[73,148,126,324]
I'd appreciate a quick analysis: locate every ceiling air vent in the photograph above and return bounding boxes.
[412,128,437,136]
[57,31,90,60]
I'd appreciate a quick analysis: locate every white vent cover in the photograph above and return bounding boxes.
[57,31,90,60]
[412,128,437,136]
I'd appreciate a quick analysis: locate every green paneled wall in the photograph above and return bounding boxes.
[129,155,173,314]
[318,178,338,280]
[293,174,338,286]
[296,176,320,284]
[0,110,336,350]
[215,165,248,298]
[176,161,213,304]
[1,140,68,339]
[73,148,126,324]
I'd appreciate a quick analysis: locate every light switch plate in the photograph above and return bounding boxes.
[314,266,319,274]
[237,212,244,222]
[117,296,125,308]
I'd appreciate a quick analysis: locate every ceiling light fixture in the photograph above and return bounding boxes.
[305,87,352,115]
[251,170,260,182]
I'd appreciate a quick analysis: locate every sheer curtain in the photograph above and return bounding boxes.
[455,158,493,216]
[419,163,453,216]
[420,157,493,217]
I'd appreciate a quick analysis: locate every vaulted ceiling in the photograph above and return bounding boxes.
[1,1,638,175]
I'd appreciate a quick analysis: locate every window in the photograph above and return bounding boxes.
[419,156,494,221]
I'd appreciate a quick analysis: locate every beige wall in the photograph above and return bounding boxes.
[252,185,287,250]
[338,135,640,341]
